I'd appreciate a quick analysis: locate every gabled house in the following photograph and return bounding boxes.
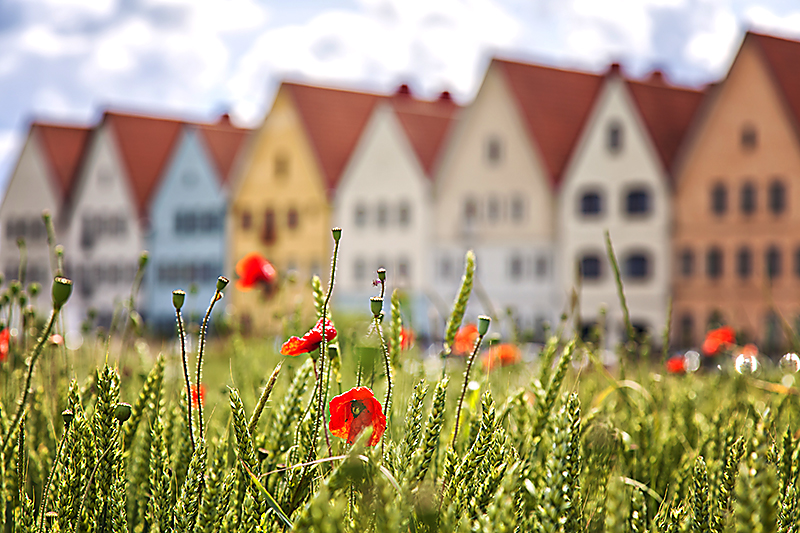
[0,122,89,310]
[672,31,800,352]
[228,82,381,332]
[332,86,460,334]
[558,66,703,346]
[144,115,249,331]
[433,59,601,339]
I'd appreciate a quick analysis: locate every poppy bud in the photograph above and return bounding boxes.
[332,227,342,242]
[377,268,386,282]
[0,273,4,286]
[487,332,502,346]
[9,281,20,296]
[370,296,383,317]
[52,277,73,309]
[138,251,149,269]
[216,276,229,291]
[28,282,41,297]
[114,403,132,423]
[478,315,491,336]
[62,409,74,429]
[172,290,186,310]
[18,294,27,307]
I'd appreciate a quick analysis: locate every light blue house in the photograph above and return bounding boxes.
[144,116,249,333]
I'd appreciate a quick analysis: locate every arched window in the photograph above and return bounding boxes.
[769,179,786,214]
[711,183,727,215]
[354,204,367,227]
[486,136,502,164]
[680,248,694,277]
[736,246,752,279]
[625,188,650,215]
[741,124,757,150]
[624,253,650,280]
[579,254,602,280]
[580,191,602,216]
[740,182,756,214]
[707,246,723,279]
[766,246,782,279]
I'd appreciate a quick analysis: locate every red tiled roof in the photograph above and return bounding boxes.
[496,59,603,187]
[104,111,184,216]
[285,82,382,192]
[749,31,800,133]
[33,123,90,199]
[391,91,461,176]
[198,115,250,184]
[627,74,705,174]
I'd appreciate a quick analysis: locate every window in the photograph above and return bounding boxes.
[353,259,365,282]
[398,258,410,280]
[706,246,723,279]
[766,246,782,280]
[440,257,452,279]
[486,136,502,164]
[740,182,756,214]
[580,191,602,216]
[607,120,623,153]
[241,210,252,230]
[579,254,602,280]
[487,197,500,222]
[287,208,299,230]
[736,247,752,279]
[624,254,649,279]
[769,180,786,215]
[377,203,388,227]
[711,183,727,215]
[679,313,694,348]
[274,153,289,177]
[509,254,523,280]
[354,204,366,227]
[535,256,548,278]
[511,197,524,223]
[625,188,650,215]
[464,198,478,224]
[398,202,411,226]
[680,248,694,277]
[741,124,757,150]
[262,209,275,244]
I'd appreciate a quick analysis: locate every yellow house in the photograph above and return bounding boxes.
[228,82,381,331]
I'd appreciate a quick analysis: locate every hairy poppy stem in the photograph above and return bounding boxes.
[374,317,393,434]
[175,307,195,452]
[451,331,486,449]
[196,277,228,441]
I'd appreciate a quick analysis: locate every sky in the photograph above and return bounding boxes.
[2,0,800,186]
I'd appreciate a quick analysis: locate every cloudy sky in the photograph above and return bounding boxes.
[2,0,800,185]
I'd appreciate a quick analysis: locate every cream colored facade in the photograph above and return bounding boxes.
[559,75,670,345]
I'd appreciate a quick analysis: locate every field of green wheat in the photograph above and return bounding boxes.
[2,228,800,533]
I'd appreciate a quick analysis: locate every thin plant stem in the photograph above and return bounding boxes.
[451,332,486,449]
[196,287,223,441]
[37,421,71,533]
[1,308,59,453]
[662,295,673,365]
[71,434,118,533]
[175,307,195,452]
[605,230,634,346]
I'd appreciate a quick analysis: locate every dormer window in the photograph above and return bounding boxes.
[741,124,757,150]
[486,136,502,165]
[274,153,289,177]
[607,120,623,153]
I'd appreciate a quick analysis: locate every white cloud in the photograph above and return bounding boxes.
[0,130,22,193]
[745,6,800,39]
[685,5,738,73]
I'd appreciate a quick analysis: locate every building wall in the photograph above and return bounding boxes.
[433,63,559,337]
[228,87,332,332]
[558,76,671,346]
[673,40,800,350]
[332,103,432,332]
[145,128,227,332]
[63,123,145,329]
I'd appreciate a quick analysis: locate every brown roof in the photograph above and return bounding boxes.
[626,74,705,173]
[197,115,250,184]
[33,123,91,198]
[749,31,800,133]
[496,59,603,187]
[285,82,382,192]
[391,90,461,176]
[104,111,184,216]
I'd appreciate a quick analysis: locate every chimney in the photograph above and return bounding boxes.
[439,90,452,101]
[608,62,622,76]
[396,84,412,97]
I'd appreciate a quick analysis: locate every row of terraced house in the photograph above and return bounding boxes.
[3,30,800,350]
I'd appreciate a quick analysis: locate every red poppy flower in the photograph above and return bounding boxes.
[328,386,386,446]
[280,318,337,356]
[235,252,277,291]
[0,329,8,362]
[400,327,415,350]
[666,355,687,374]
[191,384,206,409]
[702,326,735,356]
[482,343,522,371]
[452,324,479,355]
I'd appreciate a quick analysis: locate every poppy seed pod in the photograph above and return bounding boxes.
[332,227,342,242]
[216,276,229,291]
[478,315,491,336]
[138,251,149,269]
[9,281,20,296]
[377,268,386,282]
[51,277,72,309]
[61,409,74,428]
[370,296,383,317]
[172,290,186,310]
[114,403,132,423]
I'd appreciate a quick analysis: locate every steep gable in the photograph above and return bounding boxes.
[197,115,250,184]
[34,123,91,199]
[751,31,800,135]
[496,59,603,187]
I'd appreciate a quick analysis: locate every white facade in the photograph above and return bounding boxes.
[332,103,434,332]
[433,63,560,339]
[558,75,670,346]
[63,121,145,329]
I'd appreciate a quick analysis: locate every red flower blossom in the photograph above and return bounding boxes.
[191,384,206,409]
[482,343,522,372]
[702,326,735,356]
[280,318,337,356]
[452,324,479,355]
[328,386,386,446]
[235,252,277,291]
[0,329,8,362]
[666,355,687,374]
[400,327,415,351]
